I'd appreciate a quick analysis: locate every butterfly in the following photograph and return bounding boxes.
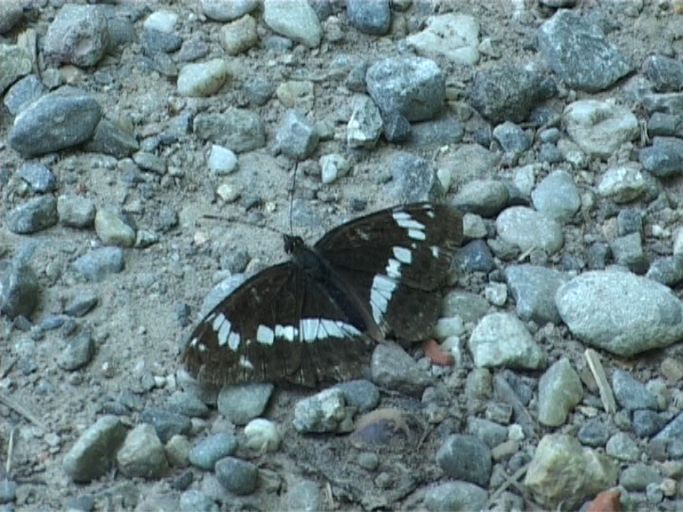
[183,202,463,387]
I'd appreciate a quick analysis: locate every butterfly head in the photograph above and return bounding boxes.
[283,234,305,255]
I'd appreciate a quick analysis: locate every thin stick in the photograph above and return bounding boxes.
[6,427,15,476]
[288,161,299,236]
[585,349,617,414]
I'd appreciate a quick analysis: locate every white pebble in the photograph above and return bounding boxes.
[144,10,178,33]
[244,419,281,452]
[208,145,238,174]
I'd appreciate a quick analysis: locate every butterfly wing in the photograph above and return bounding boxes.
[183,262,374,387]
[315,203,463,341]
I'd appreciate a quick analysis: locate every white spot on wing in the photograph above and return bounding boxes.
[256,325,275,345]
[275,324,297,342]
[370,274,397,324]
[189,337,198,347]
[227,331,240,351]
[393,246,412,264]
[218,320,231,346]
[408,229,426,240]
[386,258,401,279]
[300,318,320,343]
[431,245,440,258]
[239,355,254,369]
[212,313,226,331]
[425,209,435,218]
[393,212,425,231]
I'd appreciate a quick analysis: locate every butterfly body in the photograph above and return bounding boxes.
[184,203,463,387]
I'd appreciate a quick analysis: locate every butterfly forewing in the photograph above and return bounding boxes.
[316,203,463,341]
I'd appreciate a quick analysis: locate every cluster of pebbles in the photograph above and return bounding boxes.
[1,0,683,510]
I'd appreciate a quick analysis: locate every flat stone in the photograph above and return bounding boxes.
[72,247,125,282]
[531,170,580,223]
[504,264,569,324]
[0,258,38,319]
[177,59,230,97]
[0,44,31,94]
[643,55,683,93]
[217,383,273,425]
[140,407,192,443]
[83,118,140,158]
[9,89,102,157]
[116,424,169,479]
[606,432,640,461]
[424,481,488,512]
[468,312,546,370]
[640,136,683,178]
[7,195,58,234]
[537,10,631,92]
[63,415,127,482]
[201,0,258,21]
[346,0,391,35]
[44,4,109,67]
[612,369,659,411]
[537,358,583,427]
[3,74,46,115]
[58,195,96,228]
[193,109,265,153]
[263,0,321,48]
[556,270,683,357]
[563,99,639,159]
[452,179,508,218]
[275,109,318,159]
[406,14,479,65]
[597,163,646,203]
[496,206,563,254]
[188,433,238,470]
[371,343,431,395]
[436,434,492,487]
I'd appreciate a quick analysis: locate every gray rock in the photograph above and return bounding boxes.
[646,256,683,287]
[189,433,238,470]
[72,247,124,281]
[406,13,480,66]
[531,170,580,223]
[0,1,23,34]
[643,55,683,92]
[423,481,488,512]
[563,99,639,159]
[524,434,618,509]
[263,0,322,48]
[504,264,569,324]
[537,358,583,427]
[452,240,495,274]
[63,290,97,316]
[208,144,238,175]
[7,195,58,234]
[57,331,95,371]
[83,119,139,158]
[244,418,281,452]
[642,91,683,114]
[201,0,258,21]
[142,27,182,54]
[95,209,136,248]
[556,270,683,357]
[436,434,492,487]
[0,478,16,504]
[610,232,647,274]
[116,424,169,479]
[346,0,391,35]
[452,179,508,218]
[293,388,354,433]
[4,75,46,115]
[285,480,321,512]
[133,152,166,175]
[597,163,646,203]
[407,117,465,148]
[577,418,610,447]
[220,15,257,55]
[18,163,57,193]
[605,432,640,461]
[58,195,96,228]
[179,490,219,512]
[366,57,445,122]
[389,152,444,203]
[140,407,192,443]
[9,90,102,157]
[166,435,192,468]
[381,111,412,142]
[0,259,38,319]
[496,206,564,255]
[493,121,532,154]
[63,415,128,482]
[244,76,275,106]
[640,136,683,178]
[653,411,683,443]
[371,343,431,395]
[347,95,383,149]
[616,208,643,236]
[468,312,546,370]
[537,10,631,92]
[442,290,489,323]
[620,463,661,492]
[0,44,31,94]
[333,380,380,413]
[466,417,508,448]
[193,109,265,153]
[647,112,683,138]
[320,153,350,185]
[177,59,230,97]
[215,457,258,495]
[275,109,319,159]
[217,383,273,425]
[44,4,109,67]
[469,63,556,124]
[612,369,659,411]
[633,410,668,438]
[166,391,210,418]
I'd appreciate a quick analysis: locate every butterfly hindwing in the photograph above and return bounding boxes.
[316,203,463,341]
[184,263,374,387]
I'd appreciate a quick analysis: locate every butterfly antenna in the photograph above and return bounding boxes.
[288,160,298,235]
